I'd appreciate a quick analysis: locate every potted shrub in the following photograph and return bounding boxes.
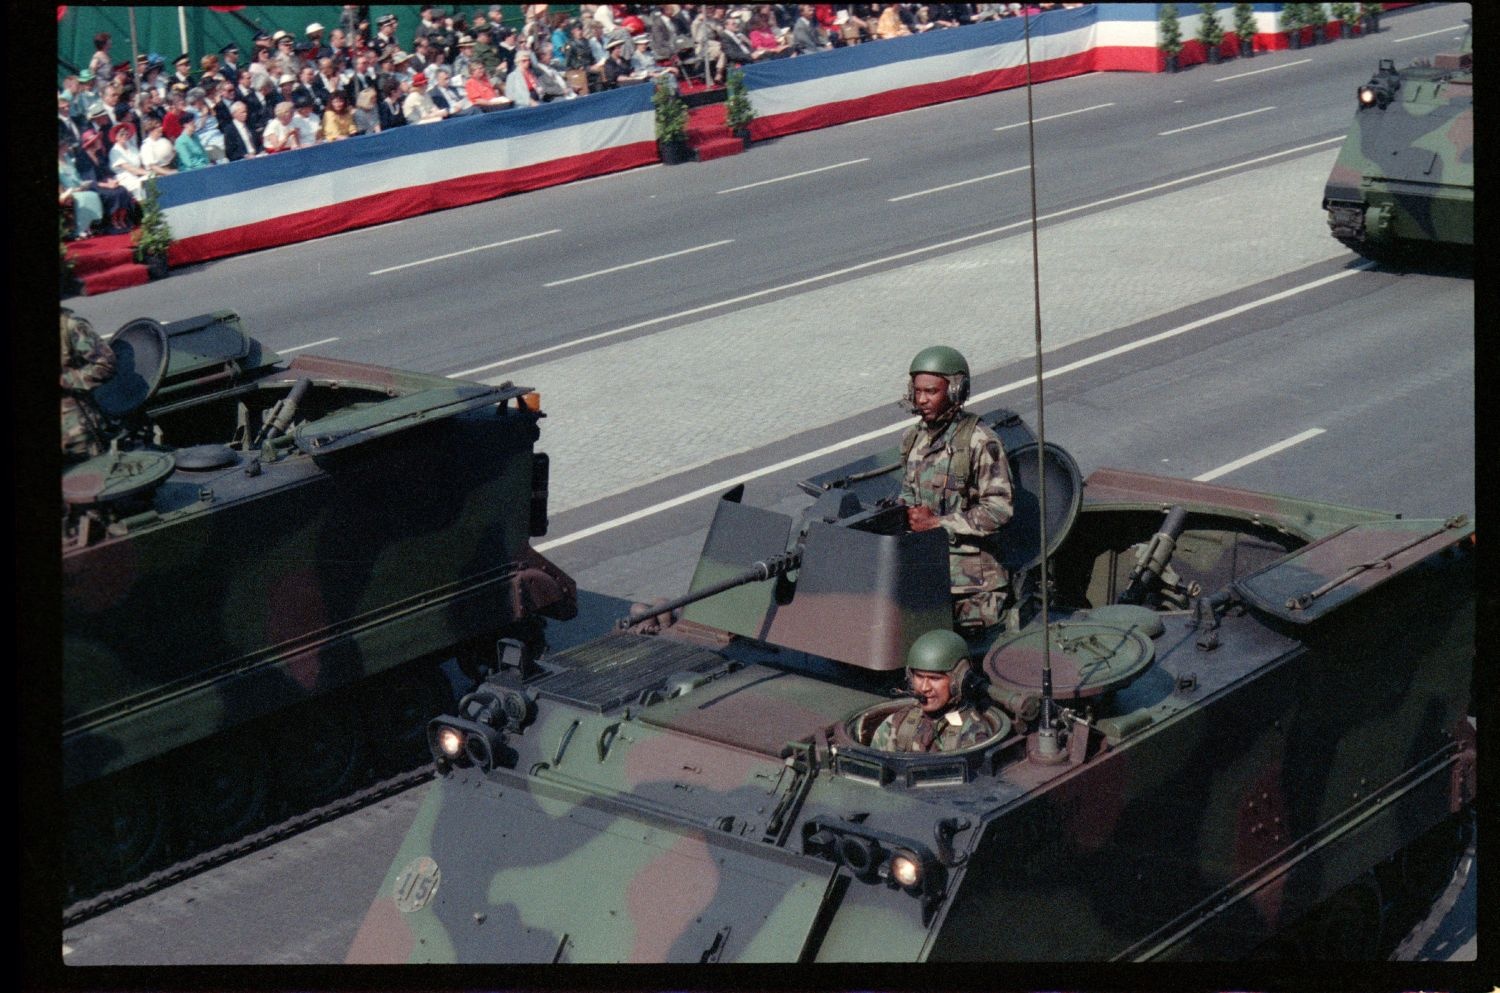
[1197,3,1226,64]
[1359,2,1383,35]
[1331,2,1357,38]
[1233,2,1256,56]
[724,68,756,146]
[1281,3,1305,49]
[1159,4,1184,72]
[131,176,173,279]
[1303,2,1325,45]
[652,76,692,165]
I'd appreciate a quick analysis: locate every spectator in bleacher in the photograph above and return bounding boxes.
[430,66,480,115]
[173,111,212,170]
[550,12,573,60]
[305,22,332,61]
[494,26,521,78]
[272,31,298,73]
[353,87,381,134]
[186,87,227,162]
[160,90,187,141]
[328,27,353,64]
[252,76,280,129]
[505,49,542,108]
[630,33,682,80]
[292,65,324,113]
[465,59,513,110]
[139,117,178,175]
[747,12,792,55]
[409,36,434,74]
[720,14,772,67]
[261,101,299,151]
[223,101,262,159]
[373,13,402,56]
[170,53,196,90]
[141,56,168,99]
[350,49,382,99]
[313,57,349,108]
[532,44,578,99]
[389,50,420,86]
[73,130,132,231]
[107,123,150,197]
[320,90,358,140]
[403,72,449,123]
[59,94,85,153]
[248,43,276,86]
[874,4,912,38]
[793,4,832,53]
[275,72,300,112]
[59,138,107,238]
[88,33,113,82]
[377,76,409,130]
[289,93,323,146]
[219,42,244,81]
[602,36,645,87]
[198,53,225,89]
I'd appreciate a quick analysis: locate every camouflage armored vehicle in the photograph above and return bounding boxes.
[348,411,1474,962]
[63,311,576,896]
[1322,23,1472,261]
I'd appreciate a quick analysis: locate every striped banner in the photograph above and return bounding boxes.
[161,83,655,266]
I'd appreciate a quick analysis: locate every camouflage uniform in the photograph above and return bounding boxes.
[60,308,116,460]
[900,410,1014,629]
[870,702,1000,753]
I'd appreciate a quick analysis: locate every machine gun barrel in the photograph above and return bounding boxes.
[622,548,802,628]
[1118,505,1188,606]
[254,377,312,446]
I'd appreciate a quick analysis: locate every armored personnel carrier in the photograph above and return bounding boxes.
[348,411,1473,962]
[1322,24,1472,261]
[63,311,576,896]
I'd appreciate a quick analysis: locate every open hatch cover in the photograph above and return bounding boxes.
[292,383,527,454]
[1234,517,1473,623]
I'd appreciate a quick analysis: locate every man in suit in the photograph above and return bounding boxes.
[222,100,262,160]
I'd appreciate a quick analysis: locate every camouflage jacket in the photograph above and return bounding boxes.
[60,309,116,459]
[869,702,1001,753]
[900,410,1013,593]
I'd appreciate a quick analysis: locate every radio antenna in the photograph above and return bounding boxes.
[1020,11,1059,752]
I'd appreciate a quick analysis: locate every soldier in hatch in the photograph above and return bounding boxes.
[899,346,1013,633]
[871,630,1002,752]
[60,307,116,462]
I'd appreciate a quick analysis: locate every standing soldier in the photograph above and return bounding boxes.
[870,630,1002,752]
[60,308,117,462]
[900,346,1013,633]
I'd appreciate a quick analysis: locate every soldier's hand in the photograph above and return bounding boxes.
[906,505,940,532]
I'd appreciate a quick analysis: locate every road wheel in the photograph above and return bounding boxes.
[370,665,456,772]
[175,733,270,850]
[66,765,167,899]
[273,701,368,810]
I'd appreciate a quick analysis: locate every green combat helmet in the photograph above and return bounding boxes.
[906,628,973,691]
[908,346,969,379]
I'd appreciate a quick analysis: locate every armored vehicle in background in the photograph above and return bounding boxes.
[349,411,1474,962]
[63,311,576,897]
[1322,24,1472,261]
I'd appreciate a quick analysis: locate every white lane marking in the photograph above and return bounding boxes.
[369,229,561,276]
[453,136,1345,379]
[889,165,1031,202]
[1393,25,1468,43]
[542,239,735,288]
[281,336,340,353]
[1193,428,1327,482]
[534,267,1367,552]
[1158,106,1276,136]
[567,163,663,185]
[717,158,869,195]
[993,102,1115,131]
[1214,58,1312,81]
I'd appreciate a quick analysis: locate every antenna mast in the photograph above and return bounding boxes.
[1020,12,1059,754]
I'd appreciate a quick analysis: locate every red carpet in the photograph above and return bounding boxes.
[685,102,745,162]
[64,232,152,296]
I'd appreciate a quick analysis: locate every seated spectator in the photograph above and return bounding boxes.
[601,36,645,88]
[223,100,262,159]
[290,93,323,145]
[875,4,913,38]
[59,138,107,237]
[720,14,773,67]
[186,87,227,162]
[74,129,137,233]
[464,60,513,110]
[403,72,449,123]
[261,101,300,152]
[107,122,150,198]
[347,87,377,135]
[532,45,578,100]
[59,93,85,152]
[747,14,792,56]
[292,64,324,113]
[377,76,409,129]
[430,67,481,115]
[173,111,212,169]
[139,118,178,174]
[793,5,832,55]
[504,50,545,108]
[321,90,358,140]
[630,34,681,79]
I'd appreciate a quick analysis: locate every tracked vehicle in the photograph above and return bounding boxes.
[349,411,1474,962]
[63,311,576,897]
[1322,24,1473,261]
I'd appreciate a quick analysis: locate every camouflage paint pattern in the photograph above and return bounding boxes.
[1322,29,1473,258]
[63,312,576,796]
[351,446,1474,962]
[60,308,117,459]
[900,410,1014,628]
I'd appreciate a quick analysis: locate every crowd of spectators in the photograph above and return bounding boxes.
[59,4,1089,239]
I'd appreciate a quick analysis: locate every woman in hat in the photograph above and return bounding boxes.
[70,130,137,234]
[107,122,149,198]
[352,87,381,135]
[139,116,178,175]
[59,138,105,238]
[322,90,358,140]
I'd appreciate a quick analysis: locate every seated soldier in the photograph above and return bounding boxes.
[870,630,1001,753]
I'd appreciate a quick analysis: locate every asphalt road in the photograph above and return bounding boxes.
[56,2,1475,976]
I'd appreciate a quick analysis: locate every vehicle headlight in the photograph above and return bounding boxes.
[889,851,922,888]
[435,725,465,759]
